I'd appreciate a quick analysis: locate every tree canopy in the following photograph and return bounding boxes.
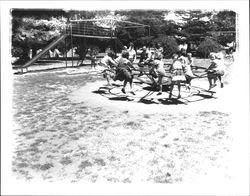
[11,9,236,60]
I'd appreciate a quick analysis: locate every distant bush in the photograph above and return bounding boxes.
[152,36,179,58]
[12,47,24,57]
[197,38,221,58]
[216,34,236,47]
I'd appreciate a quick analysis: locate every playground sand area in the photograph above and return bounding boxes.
[12,58,234,183]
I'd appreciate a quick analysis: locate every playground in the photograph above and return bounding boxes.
[12,56,234,182]
[10,11,236,184]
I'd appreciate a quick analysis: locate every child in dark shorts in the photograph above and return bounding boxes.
[114,51,136,94]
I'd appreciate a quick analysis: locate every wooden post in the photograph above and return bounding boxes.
[70,24,74,66]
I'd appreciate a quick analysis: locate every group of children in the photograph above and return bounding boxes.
[99,43,225,98]
[100,44,136,95]
[168,50,225,98]
[168,51,195,98]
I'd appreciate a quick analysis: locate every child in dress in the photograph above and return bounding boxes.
[182,53,195,90]
[128,42,137,64]
[206,52,225,89]
[100,50,118,86]
[153,53,166,95]
[169,54,186,99]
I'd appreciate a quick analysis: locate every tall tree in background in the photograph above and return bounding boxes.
[12,9,67,60]
[11,9,236,60]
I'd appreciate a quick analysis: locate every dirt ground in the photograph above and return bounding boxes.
[12,58,234,183]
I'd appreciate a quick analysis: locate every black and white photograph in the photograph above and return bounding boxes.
[1,1,249,195]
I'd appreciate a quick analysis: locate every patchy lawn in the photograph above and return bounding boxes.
[12,58,234,183]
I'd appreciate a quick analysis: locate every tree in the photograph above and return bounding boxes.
[216,33,236,46]
[12,9,67,61]
[211,11,236,31]
[152,35,179,58]
[116,10,167,39]
[209,11,236,46]
[197,38,221,58]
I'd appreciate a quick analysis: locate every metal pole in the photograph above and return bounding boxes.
[70,24,74,66]
[114,30,117,55]
[110,27,114,53]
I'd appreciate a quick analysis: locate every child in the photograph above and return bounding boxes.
[100,50,118,86]
[182,53,195,90]
[113,51,136,94]
[187,52,194,68]
[138,46,149,77]
[169,54,186,99]
[128,42,137,64]
[155,43,164,56]
[214,53,225,88]
[206,52,225,89]
[86,48,98,69]
[91,48,98,69]
[153,53,166,95]
[206,53,217,89]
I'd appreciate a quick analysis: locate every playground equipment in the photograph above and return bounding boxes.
[20,18,150,73]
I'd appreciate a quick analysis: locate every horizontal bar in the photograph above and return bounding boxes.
[70,18,149,27]
[71,34,117,39]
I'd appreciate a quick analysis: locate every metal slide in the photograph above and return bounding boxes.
[21,34,68,69]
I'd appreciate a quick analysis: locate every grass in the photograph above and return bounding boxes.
[12,58,233,183]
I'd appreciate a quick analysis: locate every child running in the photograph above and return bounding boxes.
[100,50,118,86]
[182,52,195,90]
[169,54,186,99]
[214,53,225,88]
[152,53,166,95]
[113,51,136,95]
[206,52,225,90]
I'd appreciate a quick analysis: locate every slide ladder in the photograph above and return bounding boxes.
[21,34,68,70]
